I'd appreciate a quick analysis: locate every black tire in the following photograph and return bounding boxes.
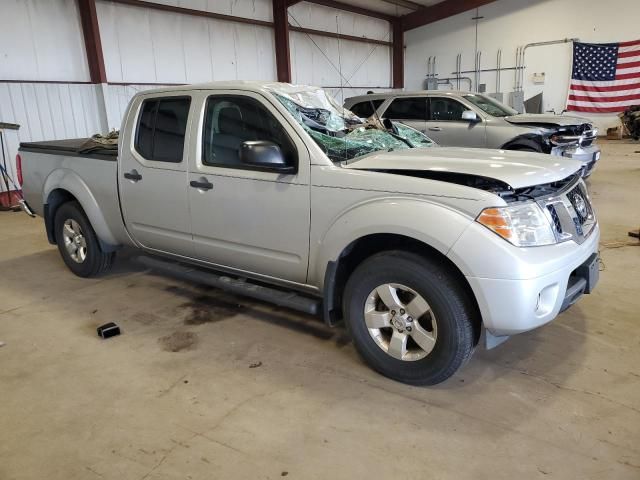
[343,251,476,385]
[54,201,115,277]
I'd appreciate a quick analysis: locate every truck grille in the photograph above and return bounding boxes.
[546,204,563,233]
[539,179,596,244]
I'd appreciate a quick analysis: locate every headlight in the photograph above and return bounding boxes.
[476,203,556,247]
[550,134,580,146]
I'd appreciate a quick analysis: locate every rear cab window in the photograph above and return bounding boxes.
[349,99,383,118]
[134,96,191,163]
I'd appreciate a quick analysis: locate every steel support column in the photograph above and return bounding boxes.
[273,0,292,83]
[392,19,404,89]
[77,0,107,84]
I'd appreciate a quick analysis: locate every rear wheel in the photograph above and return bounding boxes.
[54,201,114,277]
[343,251,476,385]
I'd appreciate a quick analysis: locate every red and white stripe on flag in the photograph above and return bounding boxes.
[567,39,640,113]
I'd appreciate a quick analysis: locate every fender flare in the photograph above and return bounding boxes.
[310,196,473,289]
[42,168,120,248]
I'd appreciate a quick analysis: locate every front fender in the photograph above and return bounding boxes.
[310,196,473,289]
[43,168,119,247]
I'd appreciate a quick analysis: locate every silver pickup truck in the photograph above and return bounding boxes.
[19,82,600,385]
[344,91,601,177]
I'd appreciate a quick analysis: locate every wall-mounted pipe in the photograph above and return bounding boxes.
[496,48,502,93]
[440,76,473,91]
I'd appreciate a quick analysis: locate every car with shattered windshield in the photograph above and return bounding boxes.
[344,91,601,177]
[18,81,599,385]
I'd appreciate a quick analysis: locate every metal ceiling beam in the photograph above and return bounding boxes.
[401,0,497,32]
[287,0,395,22]
[77,0,107,83]
[107,0,273,27]
[289,26,392,46]
[379,0,422,11]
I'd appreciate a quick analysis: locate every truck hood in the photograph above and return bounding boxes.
[342,147,581,189]
[504,113,591,127]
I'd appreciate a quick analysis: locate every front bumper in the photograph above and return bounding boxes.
[552,143,601,177]
[448,222,600,337]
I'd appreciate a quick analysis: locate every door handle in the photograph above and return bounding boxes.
[124,169,142,182]
[428,127,442,132]
[190,178,213,191]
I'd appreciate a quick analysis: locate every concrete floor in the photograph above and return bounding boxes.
[1,140,639,480]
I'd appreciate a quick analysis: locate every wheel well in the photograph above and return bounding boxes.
[324,233,482,344]
[501,135,548,153]
[44,189,78,244]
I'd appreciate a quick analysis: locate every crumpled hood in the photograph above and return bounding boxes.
[504,113,591,127]
[342,147,582,189]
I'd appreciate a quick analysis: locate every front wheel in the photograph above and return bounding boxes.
[343,251,477,385]
[54,201,114,277]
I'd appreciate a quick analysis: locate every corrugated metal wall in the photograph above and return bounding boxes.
[0,0,392,193]
[289,2,391,103]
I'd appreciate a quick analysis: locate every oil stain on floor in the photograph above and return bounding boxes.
[159,331,198,352]
[165,285,245,325]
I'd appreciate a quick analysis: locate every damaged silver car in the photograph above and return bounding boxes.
[344,91,600,177]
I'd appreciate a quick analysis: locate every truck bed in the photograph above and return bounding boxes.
[19,137,127,247]
[19,138,117,161]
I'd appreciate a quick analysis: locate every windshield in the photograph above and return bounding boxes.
[265,85,435,163]
[463,94,517,117]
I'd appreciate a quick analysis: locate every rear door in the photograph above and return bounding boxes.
[119,93,194,257]
[425,96,486,147]
[187,91,311,283]
[382,96,427,133]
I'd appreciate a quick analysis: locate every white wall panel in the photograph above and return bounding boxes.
[405,0,640,131]
[97,1,276,84]
[288,2,390,41]
[290,32,391,102]
[289,3,392,104]
[0,0,89,82]
[0,82,106,192]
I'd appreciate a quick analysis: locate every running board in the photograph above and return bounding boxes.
[136,256,321,316]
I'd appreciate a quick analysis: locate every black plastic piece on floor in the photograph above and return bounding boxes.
[97,322,121,339]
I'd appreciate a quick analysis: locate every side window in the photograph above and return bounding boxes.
[384,97,427,120]
[429,97,467,121]
[134,97,191,163]
[202,95,296,169]
[349,99,383,118]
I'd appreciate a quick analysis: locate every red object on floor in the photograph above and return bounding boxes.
[0,190,21,208]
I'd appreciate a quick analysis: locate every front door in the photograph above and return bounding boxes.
[187,91,310,283]
[119,94,194,257]
[426,96,486,147]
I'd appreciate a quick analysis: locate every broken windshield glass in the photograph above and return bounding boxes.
[265,85,435,163]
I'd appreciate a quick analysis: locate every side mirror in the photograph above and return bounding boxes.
[461,110,480,122]
[239,140,295,173]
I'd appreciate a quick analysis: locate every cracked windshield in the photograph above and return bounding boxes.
[267,85,435,163]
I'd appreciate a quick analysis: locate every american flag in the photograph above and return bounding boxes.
[566,40,640,113]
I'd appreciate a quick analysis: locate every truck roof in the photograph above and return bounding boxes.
[344,90,475,103]
[134,81,319,97]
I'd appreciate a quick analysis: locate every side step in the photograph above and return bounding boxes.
[136,256,321,316]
